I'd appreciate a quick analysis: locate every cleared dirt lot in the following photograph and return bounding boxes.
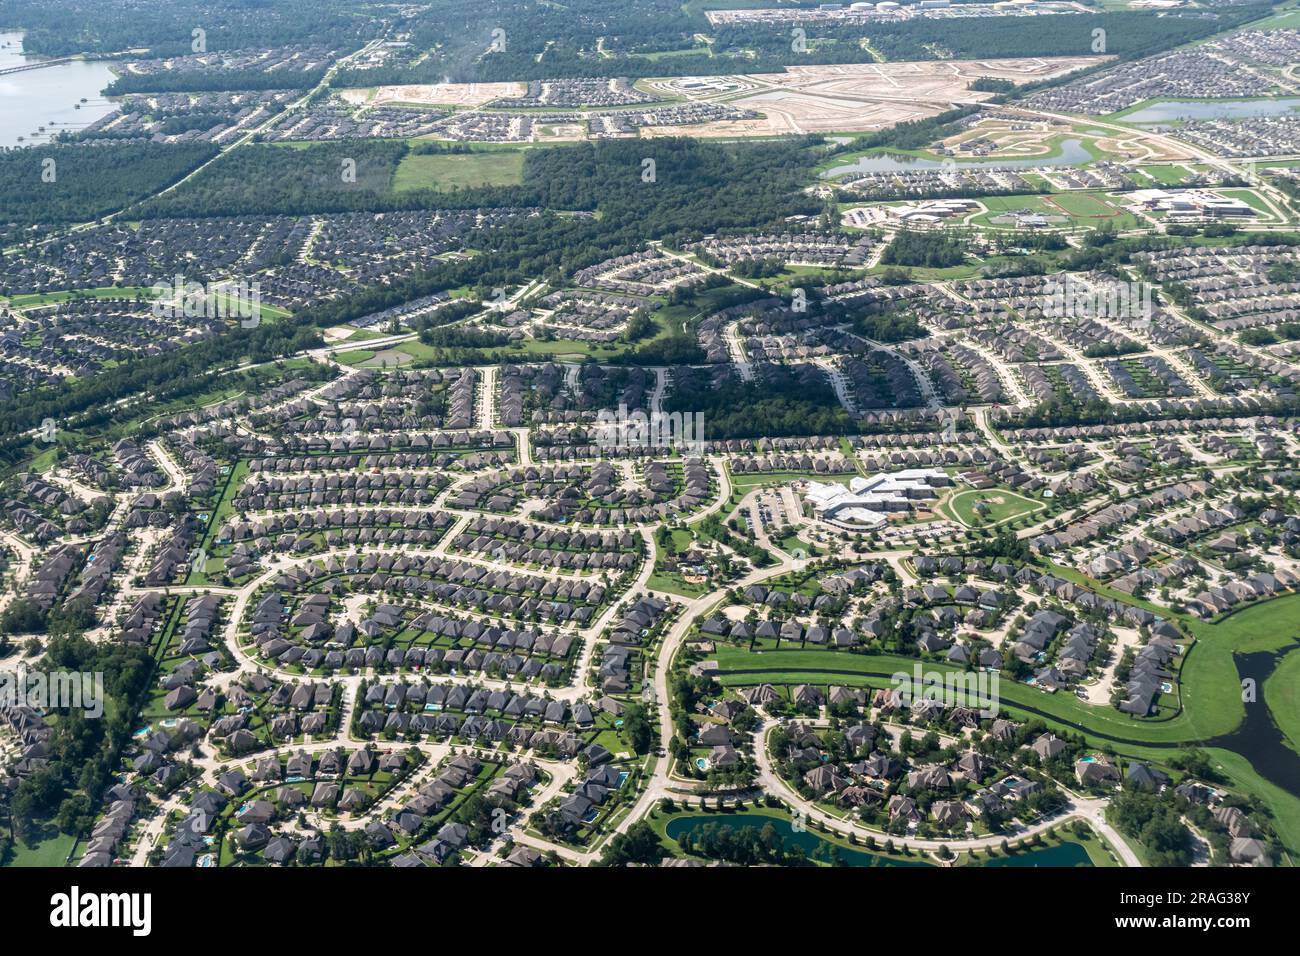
[339,56,1109,140]
[760,56,1104,99]
[655,56,1109,136]
[340,82,527,107]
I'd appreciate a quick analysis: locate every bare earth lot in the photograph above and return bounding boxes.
[683,57,1111,136]
[340,82,528,108]
[340,56,1110,140]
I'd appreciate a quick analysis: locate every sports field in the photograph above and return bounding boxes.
[946,487,1044,526]
[972,191,1139,231]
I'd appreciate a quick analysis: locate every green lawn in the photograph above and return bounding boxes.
[1225,0,1300,32]
[1218,187,1277,217]
[968,191,1137,232]
[729,471,851,493]
[1135,164,1194,186]
[27,446,59,473]
[392,150,525,191]
[971,193,1068,229]
[6,285,158,308]
[648,571,710,598]
[1176,594,1300,750]
[5,827,76,867]
[335,335,629,367]
[184,459,248,585]
[778,532,814,556]
[332,347,380,365]
[1049,191,1141,230]
[945,487,1044,527]
[1265,648,1300,757]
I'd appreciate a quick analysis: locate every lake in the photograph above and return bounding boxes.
[663,813,1094,867]
[1122,98,1300,125]
[665,813,932,866]
[0,32,117,147]
[980,840,1092,867]
[1208,643,1300,796]
[821,138,1095,179]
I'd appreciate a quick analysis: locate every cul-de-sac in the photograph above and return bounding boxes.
[1,0,1299,872]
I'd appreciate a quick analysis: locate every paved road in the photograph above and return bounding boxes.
[752,719,1141,862]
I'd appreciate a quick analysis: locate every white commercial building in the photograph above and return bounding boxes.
[1127,188,1255,219]
[802,468,952,528]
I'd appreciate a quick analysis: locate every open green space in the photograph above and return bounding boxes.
[945,487,1044,527]
[1134,164,1195,186]
[1218,187,1277,217]
[333,334,629,368]
[183,458,249,585]
[6,286,159,308]
[1048,191,1141,229]
[4,828,76,867]
[1224,0,1300,32]
[392,150,526,191]
[649,530,712,598]
[1265,650,1300,757]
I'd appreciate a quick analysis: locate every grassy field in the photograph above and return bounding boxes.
[392,150,525,191]
[183,459,249,585]
[1219,187,1278,217]
[971,193,1066,228]
[1045,191,1140,229]
[1178,594,1300,749]
[6,285,158,308]
[945,487,1044,527]
[1265,645,1300,757]
[970,190,1144,234]
[335,335,627,367]
[1225,0,1300,32]
[868,261,984,281]
[723,471,852,514]
[206,288,293,320]
[1134,164,1195,186]
[647,570,711,598]
[5,827,76,867]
